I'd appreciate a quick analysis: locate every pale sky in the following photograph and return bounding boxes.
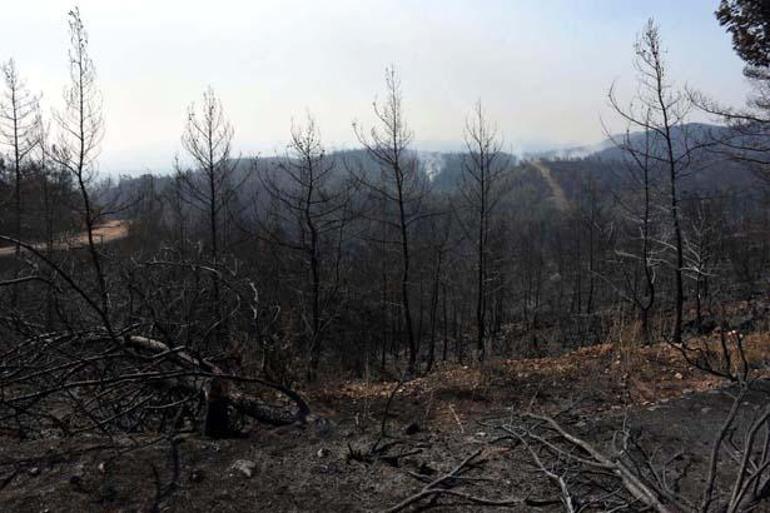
[0,0,753,174]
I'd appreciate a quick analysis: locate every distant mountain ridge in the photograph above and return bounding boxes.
[100,122,763,216]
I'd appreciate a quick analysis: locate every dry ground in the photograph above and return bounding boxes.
[1,333,769,513]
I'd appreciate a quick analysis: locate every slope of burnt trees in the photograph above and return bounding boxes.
[1,11,769,443]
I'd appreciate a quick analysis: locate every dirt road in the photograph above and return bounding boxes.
[0,220,130,257]
[531,159,569,211]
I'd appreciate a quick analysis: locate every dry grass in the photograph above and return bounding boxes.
[310,331,770,432]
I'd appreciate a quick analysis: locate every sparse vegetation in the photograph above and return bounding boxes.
[1,5,769,513]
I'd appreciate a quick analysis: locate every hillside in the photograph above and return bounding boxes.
[4,5,770,511]
[3,331,768,512]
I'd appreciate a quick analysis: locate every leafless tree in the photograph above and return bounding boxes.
[50,7,109,319]
[609,19,706,345]
[353,66,428,376]
[0,58,39,255]
[259,114,353,380]
[458,101,511,361]
[177,86,237,263]
[682,199,723,330]
[423,201,454,372]
[174,87,246,351]
[607,113,664,344]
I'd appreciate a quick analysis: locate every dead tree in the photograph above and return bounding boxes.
[607,111,663,344]
[177,86,239,264]
[50,8,109,320]
[175,87,244,350]
[609,19,708,345]
[458,101,511,361]
[0,59,39,257]
[0,11,311,442]
[423,201,453,372]
[259,114,352,380]
[353,66,428,376]
[0,235,313,437]
[681,200,722,331]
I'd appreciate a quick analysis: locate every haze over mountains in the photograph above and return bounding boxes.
[106,123,729,177]
[105,121,760,212]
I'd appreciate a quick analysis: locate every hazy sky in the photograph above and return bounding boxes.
[0,0,753,173]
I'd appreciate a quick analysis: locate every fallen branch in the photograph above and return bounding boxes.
[382,449,523,513]
[126,334,311,428]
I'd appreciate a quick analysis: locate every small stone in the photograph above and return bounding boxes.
[674,372,684,380]
[314,417,333,437]
[97,462,106,473]
[701,407,712,414]
[317,448,329,458]
[231,459,257,478]
[28,467,40,476]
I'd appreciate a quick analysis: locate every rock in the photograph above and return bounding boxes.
[674,372,683,380]
[28,467,40,476]
[313,416,333,437]
[231,459,257,478]
[317,448,329,458]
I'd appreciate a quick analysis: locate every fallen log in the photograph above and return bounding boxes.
[126,335,312,430]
